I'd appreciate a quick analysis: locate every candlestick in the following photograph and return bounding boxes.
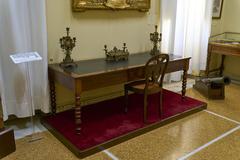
[150,25,162,56]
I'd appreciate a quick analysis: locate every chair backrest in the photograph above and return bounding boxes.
[144,54,169,89]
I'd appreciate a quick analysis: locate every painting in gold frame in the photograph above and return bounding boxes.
[72,0,151,12]
[212,0,224,19]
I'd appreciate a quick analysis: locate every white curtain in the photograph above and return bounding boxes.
[161,0,213,81]
[0,0,49,120]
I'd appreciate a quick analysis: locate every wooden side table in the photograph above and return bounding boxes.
[206,42,240,76]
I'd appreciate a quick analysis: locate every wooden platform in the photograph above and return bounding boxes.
[41,91,207,159]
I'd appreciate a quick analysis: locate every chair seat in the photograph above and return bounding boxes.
[125,80,162,94]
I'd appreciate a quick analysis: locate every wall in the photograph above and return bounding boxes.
[222,0,240,33]
[47,0,160,63]
[46,0,160,108]
[211,0,240,81]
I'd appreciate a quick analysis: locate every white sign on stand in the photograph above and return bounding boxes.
[10,52,42,64]
[10,52,43,142]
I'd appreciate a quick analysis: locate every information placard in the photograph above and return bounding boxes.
[10,52,42,64]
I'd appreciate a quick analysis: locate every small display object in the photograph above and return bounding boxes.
[104,43,129,61]
[193,76,230,99]
[150,25,162,56]
[209,32,240,44]
[59,28,77,68]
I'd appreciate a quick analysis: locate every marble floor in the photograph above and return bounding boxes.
[5,116,46,140]
[3,80,240,160]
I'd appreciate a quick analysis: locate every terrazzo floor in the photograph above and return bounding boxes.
[3,80,240,160]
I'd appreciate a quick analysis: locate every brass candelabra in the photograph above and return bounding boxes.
[150,25,162,56]
[59,27,77,67]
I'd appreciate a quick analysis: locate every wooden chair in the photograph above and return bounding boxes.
[124,54,169,123]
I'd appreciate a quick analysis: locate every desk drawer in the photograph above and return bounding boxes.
[81,71,128,91]
[127,67,144,81]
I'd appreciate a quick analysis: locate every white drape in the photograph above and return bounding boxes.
[161,0,213,81]
[0,0,49,120]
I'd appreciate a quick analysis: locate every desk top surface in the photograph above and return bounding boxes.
[49,52,189,78]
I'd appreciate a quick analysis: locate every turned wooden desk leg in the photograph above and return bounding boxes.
[182,68,187,97]
[182,60,189,98]
[49,78,57,114]
[75,79,82,135]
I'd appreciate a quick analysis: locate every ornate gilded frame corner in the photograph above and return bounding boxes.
[72,0,151,12]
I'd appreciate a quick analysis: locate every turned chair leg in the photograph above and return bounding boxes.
[159,91,163,118]
[144,94,148,123]
[124,87,128,113]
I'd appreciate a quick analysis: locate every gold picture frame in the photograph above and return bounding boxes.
[72,0,151,12]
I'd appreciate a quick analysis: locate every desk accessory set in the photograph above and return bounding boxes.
[104,43,129,61]
[59,25,162,65]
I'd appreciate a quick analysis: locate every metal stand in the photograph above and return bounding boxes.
[25,62,43,143]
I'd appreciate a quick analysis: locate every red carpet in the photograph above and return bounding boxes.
[43,90,206,151]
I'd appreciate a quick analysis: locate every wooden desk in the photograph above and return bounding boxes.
[206,42,240,76]
[49,52,191,134]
